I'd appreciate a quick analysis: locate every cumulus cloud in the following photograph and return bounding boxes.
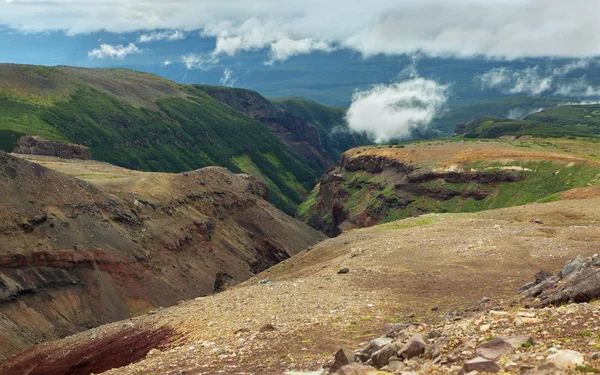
[162,60,172,66]
[346,77,449,143]
[139,30,185,43]
[88,43,141,59]
[5,0,600,61]
[219,68,237,87]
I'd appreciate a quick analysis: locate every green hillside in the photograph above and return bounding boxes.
[271,97,371,158]
[455,103,600,139]
[0,64,325,214]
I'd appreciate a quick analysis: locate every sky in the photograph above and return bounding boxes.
[1,0,600,141]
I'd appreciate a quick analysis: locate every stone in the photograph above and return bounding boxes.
[546,349,584,369]
[560,255,588,279]
[259,323,277,332]
[327,349,350,373]
[591,352,600,361]
[371,344,398,368]
[475,337,515,361]
[337,363,378,375]
[399,334,426,360]
[501,335,534,349]
[515,317,543,327]
[384,324,407,338]
[459,357,500,374]
[338,268,350,274]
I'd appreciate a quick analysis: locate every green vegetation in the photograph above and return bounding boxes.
[0,65,327,214]
[271,97,371,158]
[432,96,570,136]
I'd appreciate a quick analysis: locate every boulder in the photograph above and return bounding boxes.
[475,337,515,361]
[399,335,426,360]
[458,357,500,374]
[546,350,584,370]
[13,135,92,160]
[371,344,398,368]
[327,349,350,374]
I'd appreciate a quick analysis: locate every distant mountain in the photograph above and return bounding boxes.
[0,64,366,214]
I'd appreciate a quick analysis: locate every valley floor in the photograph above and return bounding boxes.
[3,193,600,374]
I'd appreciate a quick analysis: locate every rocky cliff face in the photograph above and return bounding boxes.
[13,136,92,160]
[0,151,325,361]
[197,86,334,169]
[298,140,600,236]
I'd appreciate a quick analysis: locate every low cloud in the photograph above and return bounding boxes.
[477,60,600,98]
[180,53,217,70]
[555,78,600,98]
[477,67,553,96]
[139,30,185,43]
[346,77,449,143]
[162,60,172,66]
[219,68,237,87]
[88,43,141,59]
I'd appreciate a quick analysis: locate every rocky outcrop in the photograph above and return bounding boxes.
[300,148,525,236]
[13,136,92,160]
[0,151,325,361]
[198,86,334,169]
[522,254,600,307]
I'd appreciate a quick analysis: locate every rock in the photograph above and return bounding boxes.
[286,370,327,375]
[591,352,600,361]
[384,324,407,339]
[13,136,92,160]
[338,268,350,274]
[371,344,398,368]
[259,323,277,332]
[475,337,515,361]
[399,335,426,360]
[515,317,543,326]
[337,363,378,375]
[546,349,584,369]
[501,336,534,349]
[561,255,588,279]
[458,357,500,374]
[327,349,350,374]
[427,336,448,360]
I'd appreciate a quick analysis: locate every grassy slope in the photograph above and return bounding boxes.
[271,97,371,158]
[431,96,570,136]
[298,139,600,228]
[0,65,320,214]
[456,103,600,140]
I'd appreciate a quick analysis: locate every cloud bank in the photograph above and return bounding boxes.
[88,43,141,59]
[4,0,600,62]
[346,78,448,143]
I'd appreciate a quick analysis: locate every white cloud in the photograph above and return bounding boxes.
[476,67,554,96]
[346,77,448,143]
[162,60,172,66]
[477,60,600,98]
[555,78,600,98]
[219,68,237,87]
[139,30,185,43]
[88,43,141,59]
[5,0,600,61]
[180,53,216,70]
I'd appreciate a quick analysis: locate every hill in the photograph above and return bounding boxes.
[297,138,600,235]
[455,103,600,140]
[0,151,324,361]
[3,196,600,374]
[431,96,570,136]
[271,97,371,158]
[0,64,363,214]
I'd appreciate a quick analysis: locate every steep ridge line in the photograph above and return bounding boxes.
[0,151,325,361]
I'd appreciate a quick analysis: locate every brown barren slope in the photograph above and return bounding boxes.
[3,196,600,374]
[0,152,325,361]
